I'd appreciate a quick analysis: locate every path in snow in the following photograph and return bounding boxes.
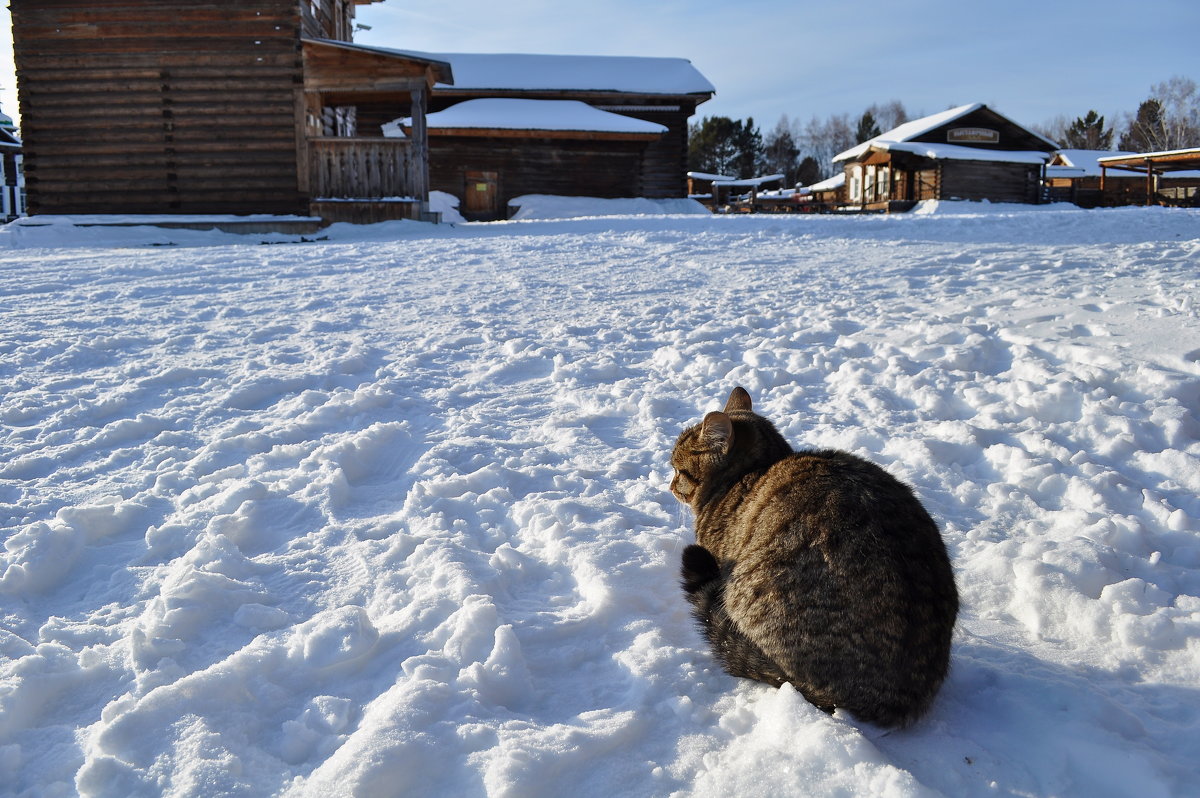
[0,207,1198,797]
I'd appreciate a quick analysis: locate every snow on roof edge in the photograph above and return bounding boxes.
[833,103,1059,163]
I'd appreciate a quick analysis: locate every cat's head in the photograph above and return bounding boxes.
[670,387,790,505]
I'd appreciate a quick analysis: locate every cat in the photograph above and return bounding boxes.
[670,386,958,727]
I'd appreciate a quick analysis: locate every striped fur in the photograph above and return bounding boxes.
[671,387,958,727]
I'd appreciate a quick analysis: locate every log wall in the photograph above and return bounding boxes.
[427,136,649,218]
[11,0,308,215]
[938,161,1040,204]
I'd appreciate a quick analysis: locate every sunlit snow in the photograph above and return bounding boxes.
[1,200,1198,797]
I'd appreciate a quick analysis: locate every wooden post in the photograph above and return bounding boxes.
[410,85,428,202]
[1145,158,1153,206]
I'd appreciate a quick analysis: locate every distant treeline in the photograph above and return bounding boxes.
[688,75,1200,186]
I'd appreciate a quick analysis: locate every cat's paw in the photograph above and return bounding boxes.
[680,544,720,593]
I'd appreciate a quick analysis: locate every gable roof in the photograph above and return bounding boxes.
[834,103,1059,163]
[418,52,715,96]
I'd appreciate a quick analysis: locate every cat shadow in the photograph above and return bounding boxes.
[866,633,1199,797]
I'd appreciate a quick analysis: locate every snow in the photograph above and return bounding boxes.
[808,173,846,191]
[506,195,710,220]
[395,99,668,135]
[1,201,1199,798]
[711,174,786,188]
[420,52,716,96]
[1052,150,1138,177]
[874,141,1050,165]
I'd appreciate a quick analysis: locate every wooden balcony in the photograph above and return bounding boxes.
[307,136,432,223]
[307,136,425,200]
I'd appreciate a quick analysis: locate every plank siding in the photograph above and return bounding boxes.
[11,0,308,215]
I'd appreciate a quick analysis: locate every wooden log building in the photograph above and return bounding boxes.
[412,52,714,218]
[833,104,1058,211]
[10,0,451,222]
[395,97,671,220]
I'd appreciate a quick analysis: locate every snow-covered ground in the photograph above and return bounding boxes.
[1,201,1198,798]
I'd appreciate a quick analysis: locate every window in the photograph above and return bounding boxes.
[849,166,862,201]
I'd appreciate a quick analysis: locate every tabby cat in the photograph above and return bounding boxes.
[671,387,958,727]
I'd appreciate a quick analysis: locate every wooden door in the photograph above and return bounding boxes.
[463,170,499,217]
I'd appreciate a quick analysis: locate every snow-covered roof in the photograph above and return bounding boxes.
[394,99,668,135]
[808,173,846,191]
[1051,149,1137,177]
[419,52,715,96]
[873,141,1051,165]
[834,103,1058,163]
[712,173,786,188]
[687,171,736,182]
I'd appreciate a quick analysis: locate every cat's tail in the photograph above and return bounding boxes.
[680,545,791,688]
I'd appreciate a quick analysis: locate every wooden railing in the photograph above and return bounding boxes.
[307,137,422,200]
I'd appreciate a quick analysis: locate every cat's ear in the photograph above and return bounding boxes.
[701,411,734,453]
[724,386,753,413]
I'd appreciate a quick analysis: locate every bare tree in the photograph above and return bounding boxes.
[1120,76,1200,151]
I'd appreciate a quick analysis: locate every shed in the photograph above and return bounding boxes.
[396,98,668,219]
[414,51,714,203]
[10,0,450,224]
[833,104,1058,211]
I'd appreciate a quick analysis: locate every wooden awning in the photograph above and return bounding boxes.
[1097,147,1200,205]
[1098,148,1200,174]
[862,149,891,166]
[302,39,453,95]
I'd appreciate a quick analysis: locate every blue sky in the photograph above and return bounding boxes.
[0,1,1195,134]
[352,0,1198,132]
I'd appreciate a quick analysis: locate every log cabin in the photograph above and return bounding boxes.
[832,104,1058,211]
[386,51,714,218]
[10,0,451,223]
[395,97,670,220]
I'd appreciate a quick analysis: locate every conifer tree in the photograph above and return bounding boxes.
[854,111,882,144]
[1062,110,1114,150]
[763,116,800,184]
[796,156,822,187]
[1119,99,1168,152]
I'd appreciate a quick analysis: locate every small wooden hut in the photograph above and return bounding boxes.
[419,52,714,207]
[10,0,450,223]
[833,104,1058,211]
[399,98,668,220]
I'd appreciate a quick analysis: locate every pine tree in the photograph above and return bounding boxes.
[732,117,764,179]
[1062,110,1114,150]
[688,116,765,179]
[763,116,800,184]
[854,110,881,144]
[688,116,741,176]
[1119,99,1168,152]
[796,156,822,187]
